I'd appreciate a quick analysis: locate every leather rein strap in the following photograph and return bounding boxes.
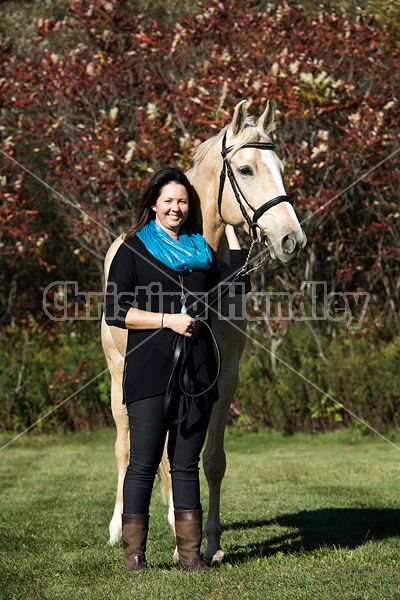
[163,319,221,425]
[217,132,294,241]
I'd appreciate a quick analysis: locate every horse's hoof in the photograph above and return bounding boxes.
[108,502,123,546]
[108,526,122,546]
[204,548,226,564]
[172,546,179,564]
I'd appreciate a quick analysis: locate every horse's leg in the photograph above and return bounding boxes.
[101,318,129,546]
[109,367,130,545]
[203,315,247,564]
[202,385,233,563]
[158,440,178,561]
[109,380,176,551]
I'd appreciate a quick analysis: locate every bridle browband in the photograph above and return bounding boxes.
[217,132,294,241]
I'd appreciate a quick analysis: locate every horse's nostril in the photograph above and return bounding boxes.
[282,233,297,254]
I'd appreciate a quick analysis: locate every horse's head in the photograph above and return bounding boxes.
[210,100,306,264]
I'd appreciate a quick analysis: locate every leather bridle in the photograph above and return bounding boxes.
[217,132,294,241]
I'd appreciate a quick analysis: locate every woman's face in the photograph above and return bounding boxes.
[152,182,189,237]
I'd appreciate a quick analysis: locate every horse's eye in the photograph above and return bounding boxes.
[239,166,253,176]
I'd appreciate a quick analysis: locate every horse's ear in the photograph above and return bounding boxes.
[257,100,275,134]
[230,100,248,136]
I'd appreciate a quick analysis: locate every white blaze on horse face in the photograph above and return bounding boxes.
[260,149,286,195]
[256,148,305,260]
[260,149,298,223]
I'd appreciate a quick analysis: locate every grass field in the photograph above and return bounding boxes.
[1,427,400,600]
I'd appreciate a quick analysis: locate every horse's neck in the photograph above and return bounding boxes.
[188,155,226,258]
[202,210,226,259]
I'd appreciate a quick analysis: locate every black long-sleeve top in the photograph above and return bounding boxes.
[104,235,250,404]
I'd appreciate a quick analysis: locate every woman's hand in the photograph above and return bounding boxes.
[164,313,194,337]
[225,224,241,250]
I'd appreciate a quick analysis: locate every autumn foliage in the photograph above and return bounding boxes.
[0,0,399,431]
[1,0,399,317]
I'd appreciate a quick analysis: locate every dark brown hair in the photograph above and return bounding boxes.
[124,168,202,239]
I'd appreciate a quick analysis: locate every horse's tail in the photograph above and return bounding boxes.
[158,439,171,505]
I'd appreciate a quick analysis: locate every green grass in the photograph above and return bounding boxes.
[1,428,400,599]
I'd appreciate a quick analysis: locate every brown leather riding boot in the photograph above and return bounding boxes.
[174,510,211,572]
[122,514,149,571]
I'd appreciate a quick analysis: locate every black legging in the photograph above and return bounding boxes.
[123,390,215,514]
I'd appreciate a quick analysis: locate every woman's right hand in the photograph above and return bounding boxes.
[225,224,241,250]
[163,313,194,337]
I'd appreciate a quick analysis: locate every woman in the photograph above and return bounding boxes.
[105,168,250,572]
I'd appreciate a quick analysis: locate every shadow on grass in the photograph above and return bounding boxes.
[226,508,400,563]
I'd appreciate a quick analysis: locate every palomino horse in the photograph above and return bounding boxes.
[101,100,306,563]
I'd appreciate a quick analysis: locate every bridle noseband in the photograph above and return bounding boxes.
[217,132,294,241]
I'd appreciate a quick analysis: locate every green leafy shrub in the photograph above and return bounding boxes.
[235,319,400,433]
[0,320,112,432]
[2,317,399,433]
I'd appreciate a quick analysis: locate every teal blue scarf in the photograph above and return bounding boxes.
[136,219,212,274]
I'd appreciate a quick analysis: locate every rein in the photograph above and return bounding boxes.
[217,132,293,242]
[163,319,221,425]
[163,242,268,425]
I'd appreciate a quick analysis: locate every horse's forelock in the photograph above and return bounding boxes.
[228,121,272,158]
[190,119,272,170]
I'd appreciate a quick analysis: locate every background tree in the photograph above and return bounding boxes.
[0,0,399,432]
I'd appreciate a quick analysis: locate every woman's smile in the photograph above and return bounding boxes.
[152,182,189,239]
